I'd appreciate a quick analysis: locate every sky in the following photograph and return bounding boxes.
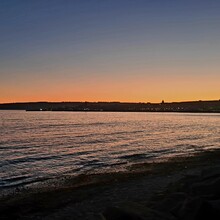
[0,0,220,103]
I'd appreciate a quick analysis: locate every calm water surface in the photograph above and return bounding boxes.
[0,111,220,188]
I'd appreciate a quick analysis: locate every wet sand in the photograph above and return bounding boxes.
[1,149,220,219]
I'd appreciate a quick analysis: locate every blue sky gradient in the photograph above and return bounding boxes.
[1,0,220,102]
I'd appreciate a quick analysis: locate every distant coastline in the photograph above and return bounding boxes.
[0,100,220,113]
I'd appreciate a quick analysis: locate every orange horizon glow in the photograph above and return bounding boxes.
[1,1,220,104]
[1,66,220,104]
[1,98,220,105]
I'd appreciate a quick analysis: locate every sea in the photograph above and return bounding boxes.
[0,110,220,189]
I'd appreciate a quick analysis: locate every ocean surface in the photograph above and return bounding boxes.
[0,110,220,189]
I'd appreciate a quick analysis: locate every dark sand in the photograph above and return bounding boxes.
[1,149,220,219]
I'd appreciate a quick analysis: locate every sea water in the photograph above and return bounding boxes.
[0,110,220,188]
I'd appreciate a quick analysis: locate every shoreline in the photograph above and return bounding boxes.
[1,109,220,113]
[1,149,220,219]
[1,100,220,113]
[0,149,216,196]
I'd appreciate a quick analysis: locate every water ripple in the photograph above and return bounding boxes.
[0,111,220,188]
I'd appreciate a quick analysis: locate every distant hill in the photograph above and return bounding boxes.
[0,100,220,113]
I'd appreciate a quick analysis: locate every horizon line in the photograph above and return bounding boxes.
[1,99,220,105]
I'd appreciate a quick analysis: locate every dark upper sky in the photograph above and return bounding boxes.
[1,0,220,103]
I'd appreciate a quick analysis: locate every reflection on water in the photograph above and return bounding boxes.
[0,111,220,188]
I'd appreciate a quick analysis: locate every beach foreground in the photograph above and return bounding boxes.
[1,149,220,220]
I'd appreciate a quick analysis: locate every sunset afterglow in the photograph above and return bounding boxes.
[1,0,220,103]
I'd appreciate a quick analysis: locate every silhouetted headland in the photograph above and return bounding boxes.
[0,100,220,113]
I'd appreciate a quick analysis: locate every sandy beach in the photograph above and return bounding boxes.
[1,149,220,219]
